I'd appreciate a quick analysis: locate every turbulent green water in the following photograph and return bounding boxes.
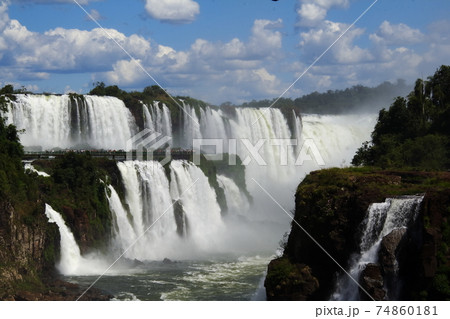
[64,255,271,301]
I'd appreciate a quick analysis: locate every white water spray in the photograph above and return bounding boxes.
[332,195,424,300]
[24,163,50,177]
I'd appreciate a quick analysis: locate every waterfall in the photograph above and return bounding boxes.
[44,204,83,274]
[108,160,223,260]
[217,174,250,215]
[4,94,135,150]
[24,163,50,177]
[332,195,424,300]
[176,105,375,195]
[4,94,374,180]
[7,94,379,273]
[44,204,108,275]
[143,101,172,144]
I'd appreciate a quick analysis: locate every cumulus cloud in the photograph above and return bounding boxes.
[100,19,285,102]
[0,9,151,73]
[3,0,448,105]
[296,0,349,27]
[291,0,444,97]
[299,20,372,64]
[145,0,200,24]
[370,21,424,46]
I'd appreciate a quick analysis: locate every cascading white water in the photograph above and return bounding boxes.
[24,163,50,177]
[332,195,424,301]
[178,105,375,204]
[217,174,250,215]
[180,105,299,177]
[44,204,107,275]
[108,160,223,260]
[44,204,82,274]
[143,101,172,144]
[4,94,135,150]
[138,104,377,251]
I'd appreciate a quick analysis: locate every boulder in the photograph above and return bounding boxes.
[379,228,407,275]
[265,257,319,300]
[359,263,386,301]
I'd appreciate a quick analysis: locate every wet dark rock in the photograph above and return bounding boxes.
[379,228,407,275]
[163,258,176,264]
[265,257,319,301]
[359,263,386,301]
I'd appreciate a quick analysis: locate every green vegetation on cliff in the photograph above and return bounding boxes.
[353,66,450,170]
[34,153,118,253]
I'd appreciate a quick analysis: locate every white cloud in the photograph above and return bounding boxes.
[145,0,199,24]
[293,1,437,95]
[3,0,448,105]
[0,11,152,73]
[297,3,327,27]
[296,0,349,27]
[370,21,424,46]
[100,19,285,102]
[105,59,147,85]
[299,20,372,64]
[85,9,104,21]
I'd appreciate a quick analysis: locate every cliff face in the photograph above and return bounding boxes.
[265,168,450,301]
[0,200,59,299]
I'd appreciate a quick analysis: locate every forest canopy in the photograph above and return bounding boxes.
[352,65,450,170]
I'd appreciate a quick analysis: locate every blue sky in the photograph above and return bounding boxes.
[1,0,450,104]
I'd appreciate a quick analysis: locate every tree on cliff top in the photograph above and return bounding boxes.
[352,65,450,170]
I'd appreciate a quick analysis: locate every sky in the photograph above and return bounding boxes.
[1,0,450,104]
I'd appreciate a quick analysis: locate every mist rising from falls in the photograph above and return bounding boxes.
[5,94,135,150]
[332,195,424,301]
[301,114,376,167]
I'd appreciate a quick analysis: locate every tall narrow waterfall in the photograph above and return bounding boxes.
[332,195,424,300]
[44,204,107,275]
[44,204,82,274]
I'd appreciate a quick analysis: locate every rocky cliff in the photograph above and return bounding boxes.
[0,199,57,299]
[265,168,450,301]
[0,153,120,300]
